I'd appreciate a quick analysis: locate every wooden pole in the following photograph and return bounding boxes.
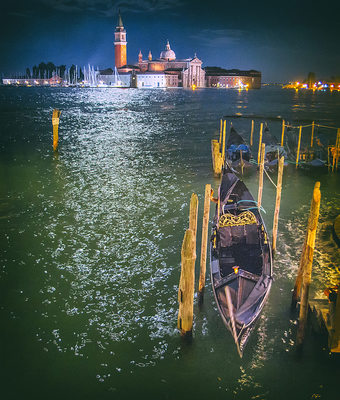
[219,119,223,149]
[296,182,321,346]
[281,119,285,147]
[250,120,254,146]
[272,156,284,255]
[52,109,61,151]
[296,125,302,168]
[310,121,315,148]
[211,139,221,175]
[240,148,244,176]
[198,184,211,296]
[225,286,242,357]
[257,143,265,209]
[257,123,263,164]
[178,229,196,335]
[221,120,227,167]
[291,182,322,308]
[189,193,199,245]
[330,286,340,352]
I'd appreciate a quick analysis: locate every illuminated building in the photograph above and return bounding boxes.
[205,67,261,89]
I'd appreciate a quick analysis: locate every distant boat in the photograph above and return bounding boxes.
[210,163,273,356]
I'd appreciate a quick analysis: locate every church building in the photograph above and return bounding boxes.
[101,12,206,88]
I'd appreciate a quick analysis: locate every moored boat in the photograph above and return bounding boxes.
[226,125,253,169]
[210,164,273,356]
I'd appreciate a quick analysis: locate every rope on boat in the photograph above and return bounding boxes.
[219,210,257,227]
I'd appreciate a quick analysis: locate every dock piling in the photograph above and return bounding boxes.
[296,125,302,168]
[198,184,211,298]
[250,120,254,146]
[281,119,285,147]
[272,156,284,255]
[178,229,196,336]
[257,123,263,164]
[257,143,265,209]
[311,121,315,148]
[52,109,61,151]
[294,182,321,346]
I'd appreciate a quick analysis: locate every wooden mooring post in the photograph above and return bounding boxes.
[292,182,321,346]
[257,123,263,164]
[221,120,227,168]
[178,229,196,336]
[295,125,302,168]
[281,119,285,147]
[250,120,254,146]
[272,156,284,255]
[52,109,61,151]
[219,119,223,146]
[178,193,199,336]
[310,121,315,148]
[198,184,211,298]
[257,143,265,209]
[211,140,222,176]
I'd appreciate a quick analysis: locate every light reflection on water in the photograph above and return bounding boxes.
[0,86,339,399]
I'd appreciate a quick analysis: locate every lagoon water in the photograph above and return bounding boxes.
[0,86,339,399]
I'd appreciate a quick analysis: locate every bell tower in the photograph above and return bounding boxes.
[114,11,127,69]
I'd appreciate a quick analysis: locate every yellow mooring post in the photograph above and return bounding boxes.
[272,156,284,255]
[211,139,221,175]
[250,120,254,146]
[240,149,244,175]
[310,121,315,147]
[177,229,196,336]
[198,184,211,298]
[219,119,223,147]
[281,119,285,147]
[257,123,263,164]
[221,119,227,167]
[296,125,302,168]
[257,143,265,209]
[291,182,321,309]
[52,109,61,151]
[189,193,199,245]
[296,182,321,346]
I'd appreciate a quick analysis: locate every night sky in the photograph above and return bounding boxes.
[1,0,339,82]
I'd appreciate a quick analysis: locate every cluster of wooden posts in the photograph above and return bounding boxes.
[178,120,285,336]
[179,118,339,352]
[177,186,211,335]
[281,120,340,170]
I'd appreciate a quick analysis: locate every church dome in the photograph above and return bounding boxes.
[160,40,176,61]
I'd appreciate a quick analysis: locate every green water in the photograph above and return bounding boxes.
[0,86,339,399]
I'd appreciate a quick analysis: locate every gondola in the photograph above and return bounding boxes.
[226,125,253,169]
[262,123,287,167]
[210,164,273,356]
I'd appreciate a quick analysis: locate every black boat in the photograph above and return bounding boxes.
[226,126,253,169]
[262,123,286,167]
[210,164,273,356]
